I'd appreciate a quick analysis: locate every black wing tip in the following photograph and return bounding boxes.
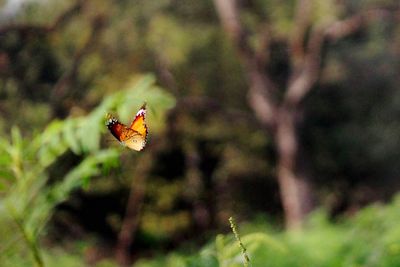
[106,116,119,127]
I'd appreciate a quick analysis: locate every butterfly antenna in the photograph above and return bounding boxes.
[140,102,147,109]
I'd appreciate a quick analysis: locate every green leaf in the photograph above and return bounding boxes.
[62,118,82,154]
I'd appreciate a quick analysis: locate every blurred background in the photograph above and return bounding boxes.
[1,0,400,266]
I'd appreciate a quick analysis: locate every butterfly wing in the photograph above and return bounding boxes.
[107,118,128,142]
[130,103,147,137]
[106,103,148,151]
[123,133,147,151]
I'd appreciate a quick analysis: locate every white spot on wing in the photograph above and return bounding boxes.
[136,108,146,117]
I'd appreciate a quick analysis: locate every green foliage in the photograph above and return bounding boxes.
[8,197,400,266]
[2,0,400,266]
[132,195,400,267]
[0,75,175,267]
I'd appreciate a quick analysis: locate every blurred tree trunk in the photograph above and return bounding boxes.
[115,152,153,266]
[275,104,314,228]
[213,0,366,229]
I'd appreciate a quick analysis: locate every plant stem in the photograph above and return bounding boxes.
[8,207,44,267]
[229,216,250,267]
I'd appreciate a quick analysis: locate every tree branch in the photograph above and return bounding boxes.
[213,0,278,129]
[325,8,400,41]
[115,152,153,266]
[285,26,325,107]
[50,15,107,116]
[289,0,312,68]
[0,0,84,35]
[285,6,400,107]
[48,0,84,31]
[213,0,243,46]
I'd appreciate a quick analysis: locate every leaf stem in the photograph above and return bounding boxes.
[8,206,44,267]
[229,216,250,267]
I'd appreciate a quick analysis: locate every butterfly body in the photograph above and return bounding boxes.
[106,104,148,151]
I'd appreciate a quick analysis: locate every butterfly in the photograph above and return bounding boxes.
[106,103,148,151]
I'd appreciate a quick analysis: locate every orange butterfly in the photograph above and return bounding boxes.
[106,103,148,151]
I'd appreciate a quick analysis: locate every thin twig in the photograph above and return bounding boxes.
[229,217,250,267]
